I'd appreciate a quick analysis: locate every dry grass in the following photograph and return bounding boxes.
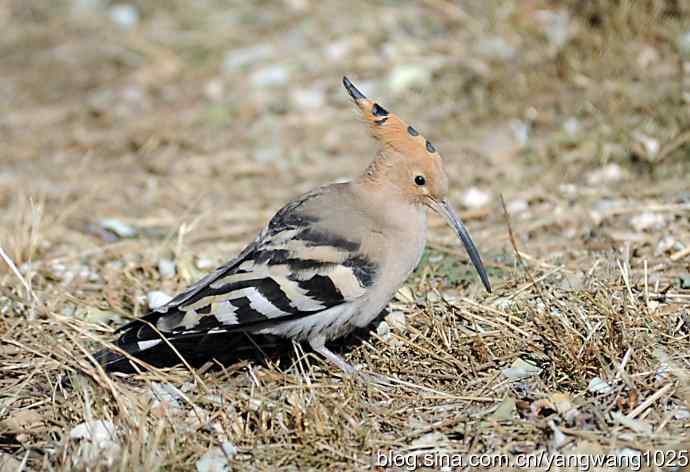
[1,0,690,470]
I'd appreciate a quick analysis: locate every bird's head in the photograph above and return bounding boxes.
[343,76,491,293]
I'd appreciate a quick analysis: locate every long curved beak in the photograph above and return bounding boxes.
[428,199,492,293]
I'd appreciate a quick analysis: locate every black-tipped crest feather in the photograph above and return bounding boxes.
[342,76,367,101]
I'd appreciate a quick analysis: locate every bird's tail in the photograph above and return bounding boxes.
[89,311,172,373]
[91,335,174,374]
[92,320,287,374]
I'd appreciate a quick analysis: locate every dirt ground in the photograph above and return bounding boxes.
[1,0,690,470]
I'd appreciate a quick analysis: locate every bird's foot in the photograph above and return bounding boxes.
[312,344,393,388]
[354,370,396,388]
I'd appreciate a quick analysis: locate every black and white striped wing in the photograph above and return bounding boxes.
[112,190,377,352]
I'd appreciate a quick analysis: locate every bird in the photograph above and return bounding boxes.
[93,76,491,376]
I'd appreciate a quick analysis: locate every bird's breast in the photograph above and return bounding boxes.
[354,206,427,325]
[381,207,428,287]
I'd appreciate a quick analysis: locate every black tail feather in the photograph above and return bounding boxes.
[93,331,293,373]
[91,308,391,375]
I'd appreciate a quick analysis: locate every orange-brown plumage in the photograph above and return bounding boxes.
[343,76,438,158]
[343,77,449,208]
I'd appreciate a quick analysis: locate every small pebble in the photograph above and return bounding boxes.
[70,420,116,442]
[196,258,215,270]
[222,44,273,72]
[549,420,568,448]
[502,358,542,379]
[633,132,659,158]
[494,298,515,311]
[637,46,659,69]
[385,311,406,331]
[588,376,614,394]
[410,431,450,449]
[507,199,528,214]
[78,266,100,282]
[674,408,690,420]
[324,39,353,62]
[196,442,237,472]
[509,119,529,146]
[562,117,579,137]
[150,382,183,409]
[535,9,571,49]
[158,258,176,280]
[376,320,391,341]
[148,291,173,309]
[388,64,432,93]
[462,187,491,209]
[559,184,578,197]
[655,236,676,255]
[108,4,138,30]
[291,88,325,110]
[251,65,289,88]
[477,37,515,61]
[254,146,281,163]
[615,448,643,464]
[630,212,666,232]
[587,164,624,185]
[204,79,224,101]
[99,218,137,238]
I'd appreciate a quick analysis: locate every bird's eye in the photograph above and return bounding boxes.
[414,175,426,186]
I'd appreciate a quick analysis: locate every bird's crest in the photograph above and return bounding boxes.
[342,76,438,158]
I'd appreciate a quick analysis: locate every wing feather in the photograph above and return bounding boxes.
[114,188,378,348]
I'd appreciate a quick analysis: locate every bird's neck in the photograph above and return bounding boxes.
[357,152,390,185]
[352,151,429,236]
[351,179,426,235]
[355,152,411,201]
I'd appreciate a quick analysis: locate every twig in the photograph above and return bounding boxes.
[670,246,690,261]
[509,266,563,299]
[617,258,636,307]
[372,373,497,402]
[457,308,531,339]
[499,194,546,300]
[657,128,690,162]
[459,297,525,325]
[627,383,674,420]
[0,244,41,307]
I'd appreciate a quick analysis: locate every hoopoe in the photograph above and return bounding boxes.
[94,77,491,375]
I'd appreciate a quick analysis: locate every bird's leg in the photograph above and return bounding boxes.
[309,337,393,387]
[309,338,357,376]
